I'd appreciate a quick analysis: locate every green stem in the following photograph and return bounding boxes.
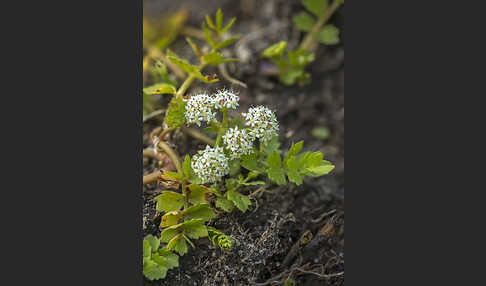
[298,0,343,52]
[215,108,228,147]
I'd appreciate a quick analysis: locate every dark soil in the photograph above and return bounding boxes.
[143,0,344,285]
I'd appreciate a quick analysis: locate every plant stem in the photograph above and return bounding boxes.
[143,170,161,185]
[215,108,228,147]
[175,63,208,99]
[182,127,216,146]
[298,0,343,52]
[159,126,176,141]
[157,141,183,175]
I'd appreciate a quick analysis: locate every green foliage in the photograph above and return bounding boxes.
[262,0,343,86]
[165,96,186,128]
[207,227,233,250]
[143,235,179,280]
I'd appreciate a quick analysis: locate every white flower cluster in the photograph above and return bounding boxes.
[184,93,217,126]
[213,89,239,110]
[242,106,279,144]
[184,90,240,127]
[222,126,254,159]
[191,145,230,184]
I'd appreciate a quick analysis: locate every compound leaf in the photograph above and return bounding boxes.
[227,189,251,212]
[154,191,184,213]
[184,203,216,222]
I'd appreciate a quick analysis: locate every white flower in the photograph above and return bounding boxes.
[222,126,254,159]
[191,145,230,184]
[242,106,279,144]
[213,89,239,110]
[184,93,217,126]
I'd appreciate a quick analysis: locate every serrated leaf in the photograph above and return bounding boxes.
[227,189,251,212]
[165,96,186,128]
[182,219,209,239]
[302,0,328,17]
[221,17,236,34]
[167,49,198,75]
[161,171,185,182]
[160,227,180,243]
[145,234,160,252]
[154,191,185,213]
[187,184,209,205]
[216,8,223,31]
[285,141,304,162]
[293,12,316,32]
[160,211,183,227]
[184,203,216,222]
[241,152,265,172]
[157,249,179,269]
[167,234,188,256]
[215,196,235,212]
[267,152,286,185]
[286,156,303,185]
[143,258,168,280]
[318,24,339,45]
[225,178,239,192]
[262,41,287,59]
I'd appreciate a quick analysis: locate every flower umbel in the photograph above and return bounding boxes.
[184,93,217,126]
[242,106,279,144]
[222,126,254,159]
[213,89,239,110]
[191,145,230,184]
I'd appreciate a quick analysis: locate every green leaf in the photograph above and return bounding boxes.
[311,127,330,140]
[145,235,160,252]
[227,190,251,212]
[202,23,214,47]
[143,239,152,258]
[167,49,198,75]
[288,49,315,67]
[215,196,235,212]
[143,258,168,280]
[143,83,176,95]
[205,14,216,30]
[160,227,180,243]
[305,165,334,176]
[285,141,304,163]
[302,0,328,17]
[186,37,201,56]
[262,41,287,59]
[160,171,185,182]
[263,136,281,155]
[293,12,316,32]
[279,68,304,86]
[182,219,209,239]
[225,178,239,192]
[167,234,188,256]
[184,204,216,222]
[187,184,209,205]
[241,152,265,172]
[318,24,340,45]
[182,155,191,179]
[213,35,239,51]
[164,96,186,128]
[154,191,185,213]
[286,156,303,185]
[221,17,236,35]
[157,249,179,269]
[267,152,286,185]
[202,52,237,66]
[216,8,223,31]
[160,211,183,227]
